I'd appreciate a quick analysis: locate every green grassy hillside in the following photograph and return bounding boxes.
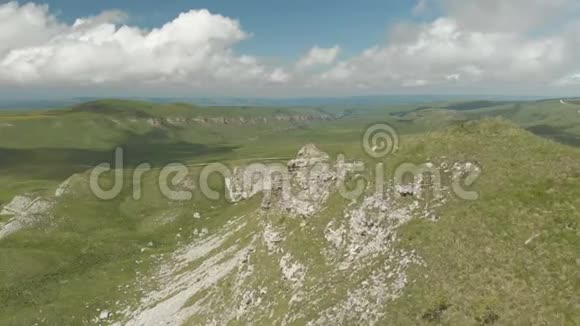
[0,100,579,325]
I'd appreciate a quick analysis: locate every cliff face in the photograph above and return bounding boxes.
[141,114,334,128]
[192,114,333,124]
[73,100,335,127]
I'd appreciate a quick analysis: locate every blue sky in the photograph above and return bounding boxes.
[42,0,419,60]
[0,0,578,98]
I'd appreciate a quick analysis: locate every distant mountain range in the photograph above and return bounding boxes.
[0,94,556,110]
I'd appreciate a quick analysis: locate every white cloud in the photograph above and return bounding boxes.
[269,68,290,83]
[557,73,580,86]
[0,2,63,55]
[296,46,340,69]
[0,1,579,95]
[402,79,429,87]
[0,2,281,88]
[314,1,579,92]
[72,10,129,28]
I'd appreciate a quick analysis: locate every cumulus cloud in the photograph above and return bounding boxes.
[0,1,579,95]
[557,73,580,86]
[296,46,340,69]
[0,2,282,87]
[314,0,580,92]
[318,18,570,87]
[0,2,63,54]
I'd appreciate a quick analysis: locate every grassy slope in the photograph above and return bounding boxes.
[389,99,580,146]
[0,100,578,324]
[0,100,333,203]
[169,119,580,325]
[384,120,580,324]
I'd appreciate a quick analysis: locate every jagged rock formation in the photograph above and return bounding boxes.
[116,145,469,325]
[0,143,482,324]
[226,144,363,218]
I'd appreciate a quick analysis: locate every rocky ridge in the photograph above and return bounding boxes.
[226,144,363,217]
[115,144,471,325]
[134,114,334,128]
